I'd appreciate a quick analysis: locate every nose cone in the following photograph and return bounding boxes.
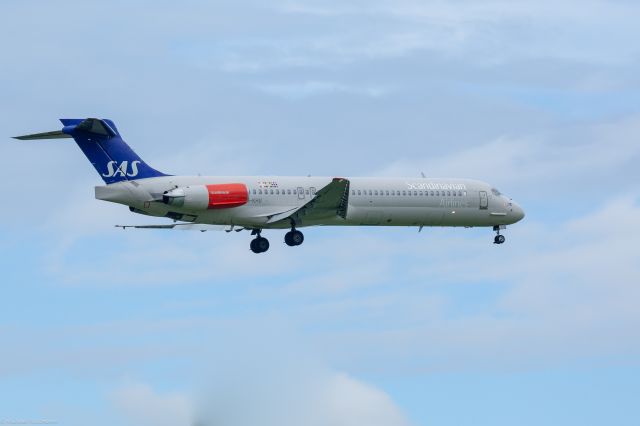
[511,202,525,222]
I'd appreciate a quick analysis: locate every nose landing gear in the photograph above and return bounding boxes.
[250,229,270,253]
[493,225,506,244]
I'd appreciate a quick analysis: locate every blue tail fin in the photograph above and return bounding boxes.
[57,118,168,184]
[14,118,166,184]
[13,117,166,185]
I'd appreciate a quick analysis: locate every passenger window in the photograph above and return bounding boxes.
[252,189,256,195]
[270,189,274,195]
[402,191,406,196]
[357,190,361,195]
[258,189,262,195]
[287,189,290,195]
[369,190,372,196]
[374,190,378,196]
[452,191,456,197]
[436,191,439,196]
[419,191,423,196]
[292,189,296,194]
[386,190,389,196]
[276,189,280,195]
[305,189,309,195]
[391,190,395,196]
[413,191,417,196]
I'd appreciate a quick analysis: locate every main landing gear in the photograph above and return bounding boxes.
[250,230,270,254]
[493,225,506,245]
[249,227,305,254]
[284,229,304,247]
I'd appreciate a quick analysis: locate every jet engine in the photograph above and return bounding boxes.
[162,183,248,210]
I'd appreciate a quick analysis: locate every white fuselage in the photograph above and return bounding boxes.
[96,175,525,229]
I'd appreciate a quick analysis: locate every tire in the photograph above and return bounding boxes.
[291,230,304,246]
[256,237,270,252]
[284,231,295,246]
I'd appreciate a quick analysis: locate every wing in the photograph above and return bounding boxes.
[266,177,350,225]
[115,223,244,232]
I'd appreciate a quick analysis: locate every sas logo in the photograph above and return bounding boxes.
[102,160,141,178]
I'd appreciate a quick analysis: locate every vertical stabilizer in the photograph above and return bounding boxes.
[14,118,168,184]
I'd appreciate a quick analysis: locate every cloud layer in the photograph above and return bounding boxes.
[2,1,640,425]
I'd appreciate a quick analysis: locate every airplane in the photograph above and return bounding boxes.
[14,118,525,253]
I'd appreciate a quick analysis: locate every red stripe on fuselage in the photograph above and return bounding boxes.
[206,183,248,209]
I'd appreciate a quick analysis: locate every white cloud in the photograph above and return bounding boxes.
[191,340,411,426]
[193,371,410,426]
[235,0,640,71]
[110,325,410,426]
[112,372,409,426]
[295,195,640,371]
[4,195,638,380]
[112,382,193,426]
[2,1,640,424]
[376,114,640,194]
[33,192,640,371]
[258,81,389,99]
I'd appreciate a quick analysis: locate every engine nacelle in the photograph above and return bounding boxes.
[162,183,248,210]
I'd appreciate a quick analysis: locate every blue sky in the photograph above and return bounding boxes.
[1,1,640,425]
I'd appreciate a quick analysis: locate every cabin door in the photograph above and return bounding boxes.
[479,191,488,209]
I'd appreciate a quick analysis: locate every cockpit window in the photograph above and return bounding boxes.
[491,188,501,196]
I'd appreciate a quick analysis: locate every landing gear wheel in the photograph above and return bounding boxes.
[284,232,294,246]
[250,236,270,253]
[285,230,304,246]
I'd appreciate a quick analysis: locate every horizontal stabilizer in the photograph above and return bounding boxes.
[13,130,72,140]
